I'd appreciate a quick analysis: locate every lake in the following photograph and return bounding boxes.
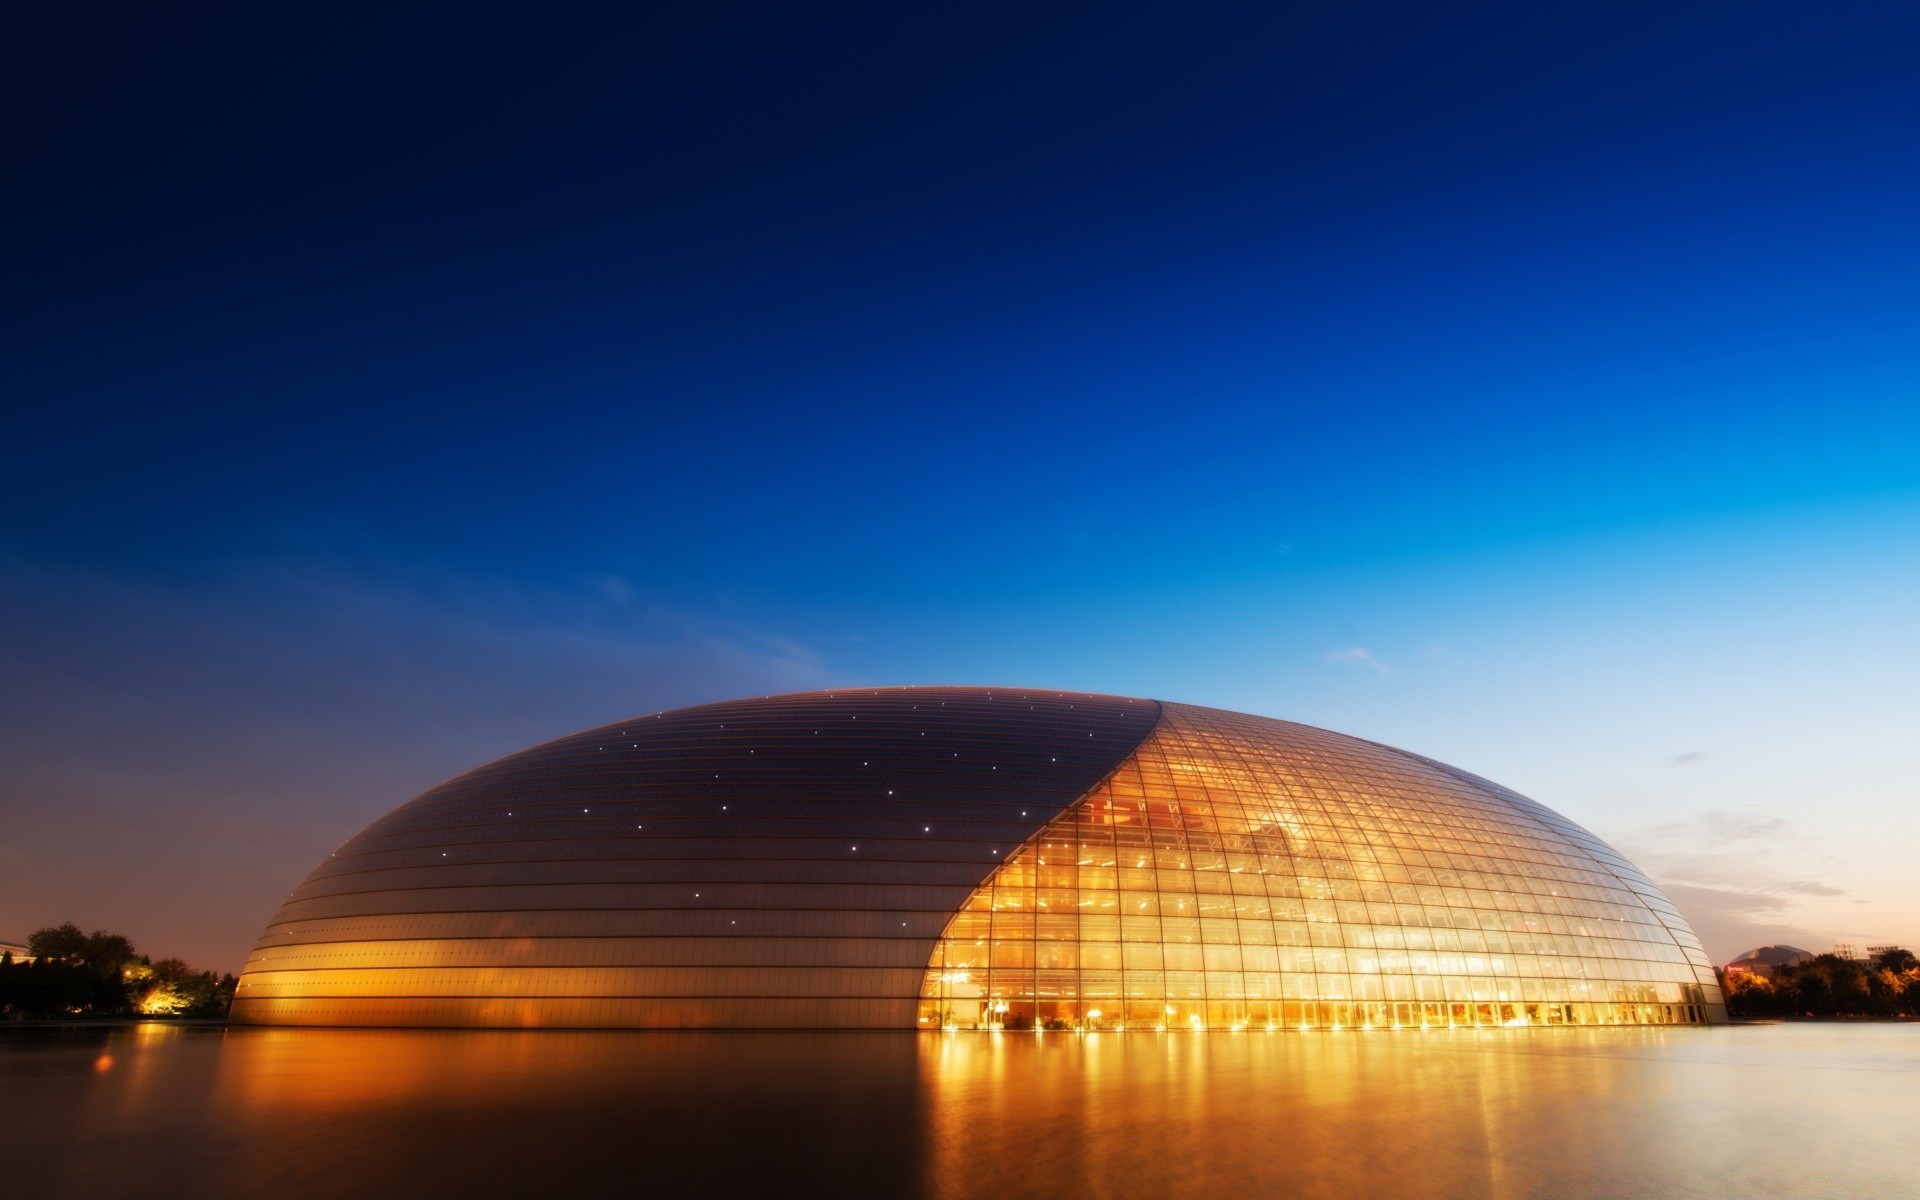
[2,1022,1914,1198]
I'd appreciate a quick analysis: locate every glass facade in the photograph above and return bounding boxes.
[919,702,1724,1030]
[230,688,1157,1028]
[233,688,1724,1029]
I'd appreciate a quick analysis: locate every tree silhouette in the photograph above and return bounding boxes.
[2,923,235,1019]
[1721,950,1919,1019]
[26,923,88,963]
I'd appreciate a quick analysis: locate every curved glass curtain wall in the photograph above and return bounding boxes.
[231,689,1157,1028]
[919,702,1724,1031]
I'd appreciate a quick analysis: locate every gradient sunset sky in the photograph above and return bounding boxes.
[4,3,1918,970]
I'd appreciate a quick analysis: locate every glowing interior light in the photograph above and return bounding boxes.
[245,693,1720,1035]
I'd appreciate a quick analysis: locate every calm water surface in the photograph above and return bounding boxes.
[2,1023,1914,1198]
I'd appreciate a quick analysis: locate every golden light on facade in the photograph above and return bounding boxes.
[230,688,1725,1030]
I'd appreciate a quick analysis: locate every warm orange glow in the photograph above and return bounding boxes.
[225,690,1721,1030]
[919,703,1721,1031]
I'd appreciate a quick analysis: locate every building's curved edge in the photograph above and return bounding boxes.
[233,690,1726,1030]
[229,688,1165,1029]
[1362,741,1727,1023]
[920,700,1726,1030]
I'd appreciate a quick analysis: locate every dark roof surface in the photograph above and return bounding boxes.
[300,685,1160,894]
[1727,945,1814,967]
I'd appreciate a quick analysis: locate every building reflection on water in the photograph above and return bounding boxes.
[3,1023,1916,1198]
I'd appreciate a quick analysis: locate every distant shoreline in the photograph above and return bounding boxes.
[1,1017,230,1029]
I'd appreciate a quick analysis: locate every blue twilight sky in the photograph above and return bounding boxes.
[3,3,1918,970]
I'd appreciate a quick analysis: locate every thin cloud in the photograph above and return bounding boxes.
[589,573,636,607]
[1658,882,1792,918]
[1776,880,1848,898]
[1323,647,1389,675]
[0,552,835,970]
[1646,811,1790,845]
[1655,882,1825,959]
[1665,751,1710,768]
[1614,809,1846,959]
[1696,812,1791,842]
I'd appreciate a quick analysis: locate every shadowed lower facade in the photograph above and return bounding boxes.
[231,687,1726,1029]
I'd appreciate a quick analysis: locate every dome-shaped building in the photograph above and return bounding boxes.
[231,688,1725,1029]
